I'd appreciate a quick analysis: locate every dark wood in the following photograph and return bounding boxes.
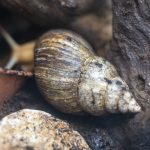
[111,0,150,105]
[0,0,102,26]
[56,0,102,15]
[106,0,150,149]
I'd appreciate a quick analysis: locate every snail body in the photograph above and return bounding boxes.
[34,30,141,116]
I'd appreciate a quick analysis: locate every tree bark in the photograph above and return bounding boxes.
[106,0,150,149]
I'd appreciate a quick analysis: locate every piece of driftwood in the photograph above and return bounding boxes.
[106,0,150,149]
[0,0,102,26]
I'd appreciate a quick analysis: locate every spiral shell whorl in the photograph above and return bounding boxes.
[35,30,94,114]
[34,30,141,116]
[106,77,141,113]
[78,57,141,115]
[78,56,118,115]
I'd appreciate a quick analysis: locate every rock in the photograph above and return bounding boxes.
[0,109,91,150]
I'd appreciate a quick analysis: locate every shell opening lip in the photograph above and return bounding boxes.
[0,68,33,77]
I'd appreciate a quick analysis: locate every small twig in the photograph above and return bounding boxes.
[0,68,33,77]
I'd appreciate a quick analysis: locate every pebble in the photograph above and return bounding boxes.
[0,109,91,150]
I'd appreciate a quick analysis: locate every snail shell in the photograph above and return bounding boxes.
[34,30,141,116]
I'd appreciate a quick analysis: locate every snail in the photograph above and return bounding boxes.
[0,27,141,116]
[34,30,141,115]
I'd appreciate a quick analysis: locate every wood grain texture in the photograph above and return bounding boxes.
[0,0,101,26]
[111,0,150,106]
[0,0,66,26]
[107,0,150,149]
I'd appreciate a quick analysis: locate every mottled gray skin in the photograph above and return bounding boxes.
[34,30,141,116]
[0,109,91,150]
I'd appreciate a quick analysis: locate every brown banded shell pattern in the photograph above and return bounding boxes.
[34,30,94,114]
[34,30,141,115]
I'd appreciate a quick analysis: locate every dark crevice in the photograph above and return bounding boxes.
[136,75,145,91]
